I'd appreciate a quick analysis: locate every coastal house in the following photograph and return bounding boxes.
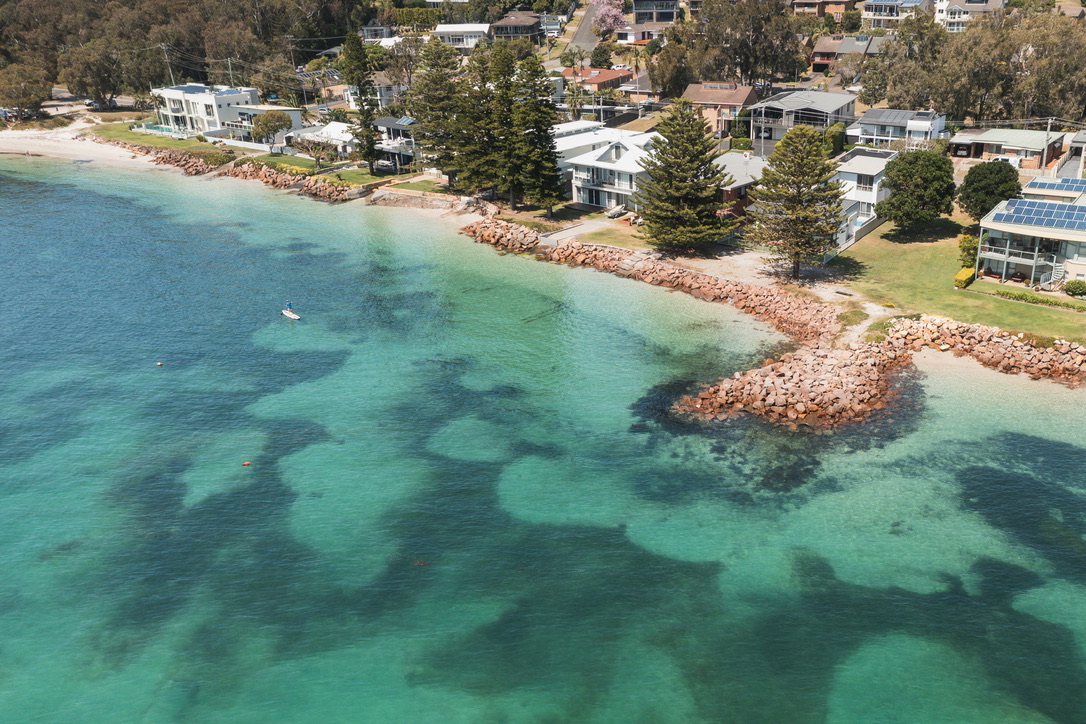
[977,177,1086,287]
[953,128,1063,170]
[714,151,767,216]
[747,90,856,145]
[566,132,657,209]
[552,121,647,176]
[834,146,896,232]
[811,35,843,73]
[614,22,670,45]
[792,0,856,19]
[344,71,410,110]
[433,24,491,53]
[618,74,664,104]
[286,121,358,157]
[374,115,419,169]
[681,82,759,137]
[151,83,304,140]
[560,67,635,92]
[845,108,947,148]
[492,11,544,43]
[861,0,934,28]
[933,0,1005,31]
[633,0,678,24]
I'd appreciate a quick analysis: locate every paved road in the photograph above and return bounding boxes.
[569,2,600,52]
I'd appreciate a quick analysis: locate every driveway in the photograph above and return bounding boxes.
[569,2,599,52]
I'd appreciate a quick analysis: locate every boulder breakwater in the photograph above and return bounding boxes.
[460,218,1085,429]
[220,162,361,202]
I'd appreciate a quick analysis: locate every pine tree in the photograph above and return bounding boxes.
[339,31,379,101]
[746,125,844,280]
[350,104,381,174]
[451,45,501,195]
[513,55,564,215]
[631,100,734,252]
[407,39,462,178]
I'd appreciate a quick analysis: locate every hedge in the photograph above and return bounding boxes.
[1064,279,1086,297]
[991,288,1086,311]
[953,267,976,288]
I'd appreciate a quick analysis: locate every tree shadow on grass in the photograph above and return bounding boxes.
[881,217,965,244]
[825,255,868,282]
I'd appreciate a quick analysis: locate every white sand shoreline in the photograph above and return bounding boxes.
[0,125,483,229]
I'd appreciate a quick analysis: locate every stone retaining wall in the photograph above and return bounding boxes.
[888,315,1086,384]
[219,162,358,202]
[461,218,1086,430]
[96,138,221,175]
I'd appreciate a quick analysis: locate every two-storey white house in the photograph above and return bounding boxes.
[834,147,897,226]
[747,90,856,148]
[861,0,933,28]
[433,24,491,54]
[845,108,947,148]
[977,177,1086,288]
[934,0,1005,31]
[152,83,304,139]
[566,132,658,209]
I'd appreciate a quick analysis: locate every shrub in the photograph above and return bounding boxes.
[836,308,870,327]
[825,122,846,156]
[958,234,978,267]
[954,266,976,288]
[1064,279,1086,297]
[991,288,1086,311]
[195,134,206,143]
[730,137,752,151]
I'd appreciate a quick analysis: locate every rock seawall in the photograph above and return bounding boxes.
[461,218,1085,430]
[220,162,357,202]
[888,315,1085,384]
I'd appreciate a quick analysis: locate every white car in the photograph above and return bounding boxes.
[611,64,630,71]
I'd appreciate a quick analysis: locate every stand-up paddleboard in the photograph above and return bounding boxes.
[282,309,300,320]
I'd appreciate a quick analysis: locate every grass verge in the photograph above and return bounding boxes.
[832,218,1086,341]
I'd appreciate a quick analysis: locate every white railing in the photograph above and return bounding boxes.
[978,244,1057,264]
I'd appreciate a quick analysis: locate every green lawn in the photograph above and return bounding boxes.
[393,179,451,193]
[90,123,228,152]
[250,153,319,171]
[833,219,1086,341]
[324,168,410,186]
[578,224,653,250]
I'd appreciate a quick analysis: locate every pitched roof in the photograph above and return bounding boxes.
[714,151,766,187]
[751,89,854,114]
[859,108,922,126]
[682,82,758,106]
[813,36,843,54]
[560,67,634,85]
[973,127,1060,152]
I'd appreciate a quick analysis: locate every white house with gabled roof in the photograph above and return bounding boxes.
[433,24,491,53]
[567,132,658,209]
[152,83,304,139]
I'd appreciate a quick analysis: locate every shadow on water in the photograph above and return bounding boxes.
[624,359,927,499]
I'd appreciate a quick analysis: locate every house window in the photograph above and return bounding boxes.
[856,174,875,192]
[1019,150,1034,159]
[859,202,873,217]
[987,144,1003,154]
[204,104,213,117]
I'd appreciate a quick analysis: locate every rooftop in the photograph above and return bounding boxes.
[751,89,854,114]
[836,147,897,176]
[682,82,758,106]
[566,132,657,174]
[973,127,1062,152]
[553,120,605,137]
[1023,177,1086,194]
[235,104,303,112]
[434,23,491,32]
[984,198,1086,238]
[714,151,767,187]
[859,108,941,126]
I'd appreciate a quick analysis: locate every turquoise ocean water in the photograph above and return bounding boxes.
[3,155,1086,723]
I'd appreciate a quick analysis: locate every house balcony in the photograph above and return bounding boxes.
[633,0,678,9]
[978,244,1057,266]
[573,172,634,191]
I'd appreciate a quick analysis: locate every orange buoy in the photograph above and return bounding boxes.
[242,461,252,466]
[156,362,163,366]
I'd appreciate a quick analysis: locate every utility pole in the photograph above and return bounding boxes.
[287,36,297,70]
[1041,116,1052,176]
[227,58,235,87]
[161,44,176,86]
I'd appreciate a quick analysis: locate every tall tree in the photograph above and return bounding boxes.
[746,125,844,280]
[339,30,380,101]
[0,63,52,111]
[407,38,462,176]
[351,104,382,174]
[881,14,949,110]
[251,110,293,152]
[59,41,124,108]
[957,160,1021,222]
[513,55,564,215]
[631,100,734,252]
[875,150,956,228]
[591,0,627,39]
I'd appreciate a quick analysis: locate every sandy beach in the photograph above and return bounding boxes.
[0,121,163,171]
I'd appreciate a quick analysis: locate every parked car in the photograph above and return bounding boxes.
[376,159,396,170]
[611,64,630,71]
[88,99,118,111]
[318,107,332,116]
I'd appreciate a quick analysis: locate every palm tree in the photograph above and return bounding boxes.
[625,46,645,76]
